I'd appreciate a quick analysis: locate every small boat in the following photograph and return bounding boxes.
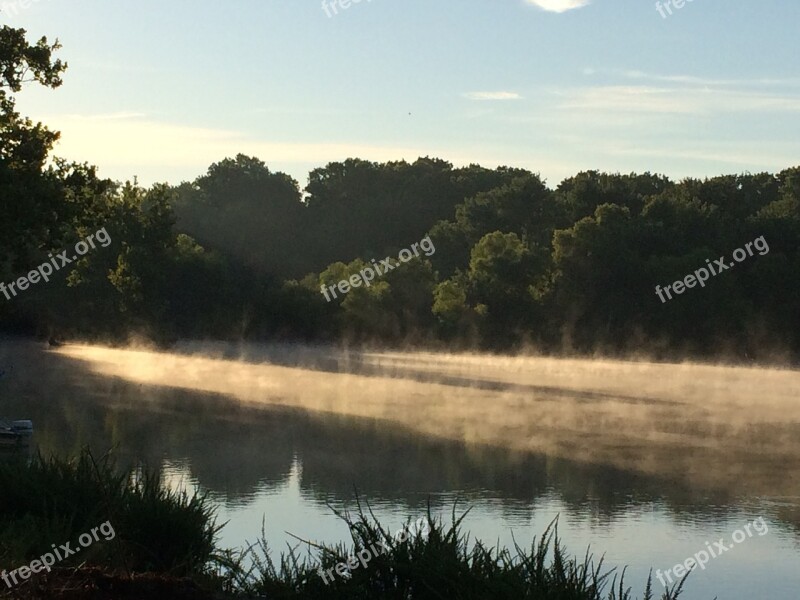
[0,420,33,448]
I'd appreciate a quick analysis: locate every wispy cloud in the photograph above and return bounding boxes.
[553,85,800,115]
[603,140,800,168]
[523,0,591,13]
[64,112,147,121]
[463,91,522,101]
[582,68,800,88]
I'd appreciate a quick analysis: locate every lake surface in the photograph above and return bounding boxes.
[1,338,799,599]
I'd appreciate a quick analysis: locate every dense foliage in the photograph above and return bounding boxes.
[0,450,219,577]
[2,25,799,360]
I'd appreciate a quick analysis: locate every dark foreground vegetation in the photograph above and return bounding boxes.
[1,26,799,360]
[0,450,687,600]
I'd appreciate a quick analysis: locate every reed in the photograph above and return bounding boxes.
[0,451,691,599]
[0,449,219,577]
[224,503,689,600]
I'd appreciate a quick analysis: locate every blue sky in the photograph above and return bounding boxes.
[4,0,799,189]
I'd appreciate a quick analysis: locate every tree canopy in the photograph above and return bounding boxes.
[2,25,799,361]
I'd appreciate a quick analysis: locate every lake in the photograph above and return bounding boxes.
[1,338,798,599]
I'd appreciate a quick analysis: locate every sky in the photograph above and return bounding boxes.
[2,0,799,190]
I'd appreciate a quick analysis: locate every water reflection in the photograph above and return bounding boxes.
[1,338,799,537]
[3,339,800,598]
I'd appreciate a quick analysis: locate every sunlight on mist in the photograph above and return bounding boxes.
[58,343,800,499]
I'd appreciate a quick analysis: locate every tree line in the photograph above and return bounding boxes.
[2,25,799,360]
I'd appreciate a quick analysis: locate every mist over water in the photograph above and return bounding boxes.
[2,338,799,599]
[58,341,800,498]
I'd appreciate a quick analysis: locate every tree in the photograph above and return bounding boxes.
[552,204,646,351]
[0,26,67,330]
[172,154,306,277]
[0,26,67,257]
[467,231,546,346]
[555,171,672,222]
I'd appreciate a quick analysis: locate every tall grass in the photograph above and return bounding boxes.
[0,449,220,577]
[223,503,689,600]
[0,451,692,599]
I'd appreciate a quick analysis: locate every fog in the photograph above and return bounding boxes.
[56,342,800,500]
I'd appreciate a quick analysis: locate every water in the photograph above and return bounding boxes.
[1,338,799,599]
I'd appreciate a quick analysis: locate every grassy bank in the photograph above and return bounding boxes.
[0,450,688,599]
